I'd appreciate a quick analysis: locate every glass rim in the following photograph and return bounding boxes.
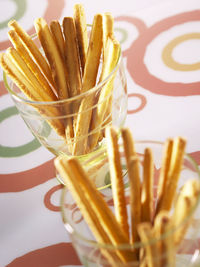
[3,28,122,106]
[60,140,200,251]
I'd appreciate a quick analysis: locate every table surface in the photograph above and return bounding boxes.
[1,0,200,266]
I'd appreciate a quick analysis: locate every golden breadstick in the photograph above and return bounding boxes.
[8,19,55,89]
[137,223,157,267]
[141,148,154,223]
[34,17,73,140]
[105,127,129,239]
[73,3,88,74]
[89,37,120,150]
[54,156,136,263]
[50,20,65,61]
[103,12,114,60]
[174,196,192,245]
[0,52,65,137]
[34,18,67,99]
[172,179,200,246]
[73,95,95,155]
[179,178,200,198]
[100,36,119,83]
[156,139,173,215]
[63,17,82,113]
[56,163,120,267]
[157,137,186,211]
[139,250,148,267]
[49,20,74,143]
[121,128,140,244]
[7,47,55,101]
[100,12,115,129]
[1,52,39,100]
[8,30,57,99]
[129,156,141,246]
[78,13,103,94]
[73,14,103,155]
[121,127,136,160]
[62,16,82,133]
[154,211,175,267]
[169,137,186,175]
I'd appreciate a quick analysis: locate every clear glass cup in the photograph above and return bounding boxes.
[3,31,127,159]
[60,141,200,267]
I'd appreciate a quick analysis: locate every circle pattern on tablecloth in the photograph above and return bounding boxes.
[144,21,200,84]
[0,0,27,29]
[162,32,200,71]
[1,5,200,266]
[127,93,147,114]
[114,27,128,44]
[0,106,41,157]
[0,0,65,51]
[115,17,143,51]
[123,10,200,96]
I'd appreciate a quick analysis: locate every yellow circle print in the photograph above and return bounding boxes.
[162,33,200,71]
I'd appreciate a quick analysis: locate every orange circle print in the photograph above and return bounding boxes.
[120,10,200,96]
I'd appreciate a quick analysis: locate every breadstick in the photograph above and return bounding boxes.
[172,179,200,246]
[129,156,141,246]
[169,137,186,176]
[8,19,55,89]
[63,17,82,120]
[154,211,175,267]
[141,148,154,223]
[54,156,136,263]
[49,19,75,143]
[56,165,120,267]
[89,37,120,150]
[79,13,103,94]
[73,14,103,155]
[156,139,173,215]
[34,18,67,99]
[7,47,55,101]
[137,223,157,267]
[100,38,118,82]
[121,128,140,245]
[50,20,65,61]
[63,17,81,97]
[156,137,186,211]
[179,178,200,199]
[121,127,136,160]
[139,251,148,267]
[8,29,57,99]
[73,3,88,74]
[103,12,114,60]
[100,12,115,130]
[0,52,65,137]
[34,17,74,139]
[1,52,41,101]
[105,127,129,239]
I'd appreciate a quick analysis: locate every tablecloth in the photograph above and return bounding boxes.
[1,0,200,266]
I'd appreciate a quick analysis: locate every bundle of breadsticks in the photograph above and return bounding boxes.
[55,126,200,267]
[0,4,120,155]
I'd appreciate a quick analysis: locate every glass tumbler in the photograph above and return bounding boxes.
[3,33,127,159]
[60,141,200,267]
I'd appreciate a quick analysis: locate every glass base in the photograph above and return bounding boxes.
[55,142,111,189]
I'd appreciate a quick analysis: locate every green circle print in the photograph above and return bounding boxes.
[114,27,128,44]
[0,0,27,29]
[0,106,41,157]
